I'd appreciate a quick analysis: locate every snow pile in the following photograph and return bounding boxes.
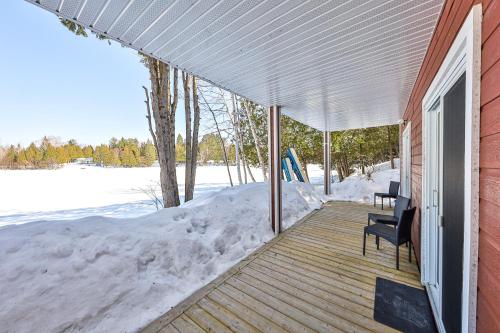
[0,181,324,333]
[329,160,400,202]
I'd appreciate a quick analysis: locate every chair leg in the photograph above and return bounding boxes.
[363,231,366,256]
[409,242,412,263]
[396,245,400,270]
[389,198,392,208]
[376,236,379,250]
[373,195,376,207]
[381,198,384,210]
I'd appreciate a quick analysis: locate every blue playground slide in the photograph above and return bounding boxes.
[282,157,297,181]
[282,159,292,181]
[285,148,309,183]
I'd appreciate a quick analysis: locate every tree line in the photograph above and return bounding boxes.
[0,136,157,169]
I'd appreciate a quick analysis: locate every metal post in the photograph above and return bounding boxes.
[323,131,331,195]
[268,105,282,234]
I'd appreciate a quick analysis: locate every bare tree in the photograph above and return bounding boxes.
[242,99,267,180]
[198,85,233,186]
[191,77,201,193]
[233,96,255,183]
[182,73,201,202]
[183,72,193,200]
[231,94,243,185]
[136,181,163,210]
[144,57,180,207]
[142,86,159,159]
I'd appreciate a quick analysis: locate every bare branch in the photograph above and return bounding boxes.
[142,86,159,159]
[171,68,179,114]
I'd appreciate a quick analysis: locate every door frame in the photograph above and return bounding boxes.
[401,122,412,198]
[421,5,481,333]
[423,100,443,320]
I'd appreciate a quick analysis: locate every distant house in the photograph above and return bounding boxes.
[74,157,93,165]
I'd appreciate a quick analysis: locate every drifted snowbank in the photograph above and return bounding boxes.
[0,182,324,333]
[329,160,400,202]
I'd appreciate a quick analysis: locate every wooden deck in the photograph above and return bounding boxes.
[142,201,422,333]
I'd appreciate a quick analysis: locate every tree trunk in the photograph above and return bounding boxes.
[190,77,201,195]
[242,154,248,184]
[336,166,344,182]
[239,142,255,183]
[387,126,394,169]
[147,57,180,207]
[231,94,243,185]
[233,96,250,183]
[359,142,365,175]
[243,100,267,180]
[234,140,242,184]
[183,72,193,201]
[333,151,350,182]
[245,159,256,182]
[182,74,201,202]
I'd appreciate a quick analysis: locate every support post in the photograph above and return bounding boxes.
[323,131,331,195]
[268,105,282,234]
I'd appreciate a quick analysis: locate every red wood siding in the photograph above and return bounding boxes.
[402,0,500,331]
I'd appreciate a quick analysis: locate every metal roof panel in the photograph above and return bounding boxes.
[26,0,444,131]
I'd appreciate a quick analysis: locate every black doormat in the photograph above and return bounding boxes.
[374,277,437,333]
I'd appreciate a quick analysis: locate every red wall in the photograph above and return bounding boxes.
[402,0,500,331]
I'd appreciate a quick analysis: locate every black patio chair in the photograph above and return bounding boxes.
[367,195,411,226]
[373,181,400,210]
[363,207,416,270]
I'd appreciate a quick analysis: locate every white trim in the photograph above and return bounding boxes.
[401,122,412,198]
[420,4,481,333]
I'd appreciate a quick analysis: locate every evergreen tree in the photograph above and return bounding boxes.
[176,134,186,163]
[4,146,18,169]
[141,141,157,166]
[25,143,42,168]
[82,146,94,158]
[199,133,224,163]
[56,146,69,164]
[120,146,139,167]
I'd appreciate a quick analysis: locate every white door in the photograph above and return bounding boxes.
[425,100,444,315]
[401,124,412,197]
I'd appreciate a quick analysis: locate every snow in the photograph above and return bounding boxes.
[316,160,400,203]
[0,161,398,333]
[0,181,325,333]
[0,164,267,227]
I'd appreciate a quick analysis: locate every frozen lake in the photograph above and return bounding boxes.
[0,164,325,226]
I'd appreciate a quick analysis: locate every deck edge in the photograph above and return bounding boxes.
[140,205,324,333]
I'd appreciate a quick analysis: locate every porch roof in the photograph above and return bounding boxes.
[27,0,443,131]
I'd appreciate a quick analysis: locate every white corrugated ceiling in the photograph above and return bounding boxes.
[26,0,443,131]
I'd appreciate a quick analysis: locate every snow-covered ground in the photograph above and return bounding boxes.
[0,164,268,226]
[0,161,398,333]
[0,161,399,227]
[329,160,400,202]
[308,160,400,202]
[0,181,324,333]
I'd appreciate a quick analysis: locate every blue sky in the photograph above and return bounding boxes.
[0,1,186,147]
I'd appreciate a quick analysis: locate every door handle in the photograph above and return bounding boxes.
[432,189,439,207]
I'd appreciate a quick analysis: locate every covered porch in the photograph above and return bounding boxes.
[142,201,420,333]
[22,0,447,331]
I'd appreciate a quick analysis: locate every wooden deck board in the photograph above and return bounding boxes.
[142,201,422,333]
